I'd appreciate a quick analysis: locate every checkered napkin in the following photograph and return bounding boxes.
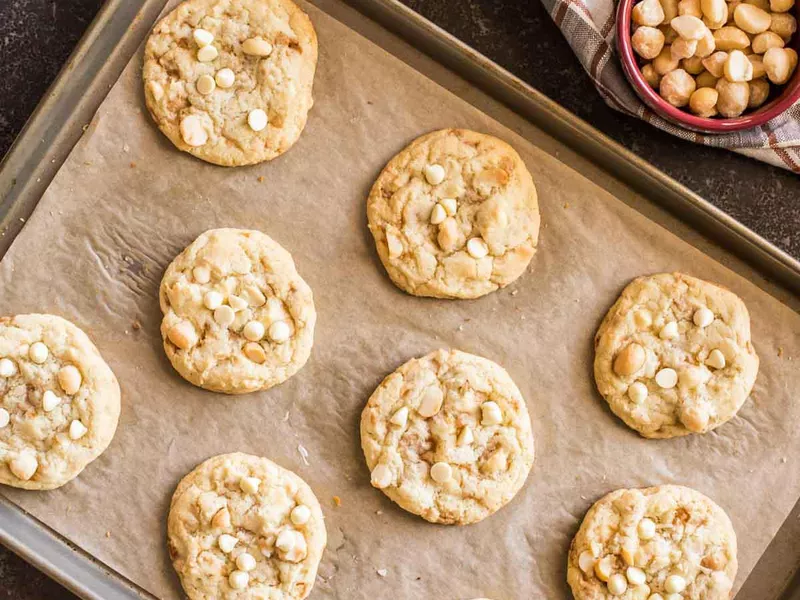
[541,0,800,172]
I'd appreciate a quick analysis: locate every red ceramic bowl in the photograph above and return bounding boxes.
[617,0,800,133]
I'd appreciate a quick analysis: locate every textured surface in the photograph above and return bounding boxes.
[0,0,798,595]
[361,349,535,524]
[160,228,316,394]
[168,453,326,599]
[567,485,737,600]
[143,0,318,166]
[594,273,759,438]
[367,129,540,299]
[0,314,121,489]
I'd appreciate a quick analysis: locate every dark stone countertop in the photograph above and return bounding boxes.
[0,0,797,597]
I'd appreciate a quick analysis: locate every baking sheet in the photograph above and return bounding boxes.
[1,0,799,598]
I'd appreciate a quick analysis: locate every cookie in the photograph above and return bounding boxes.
[567,485,737,600]
[594,273,759,439]
[143,0,318,166]
[159,228,315,394]
[360,349,535,525]
[0,314,120,490]
[367,129,540,299]
[168,453,326,600]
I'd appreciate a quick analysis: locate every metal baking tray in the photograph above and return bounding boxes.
[0,0,798,598]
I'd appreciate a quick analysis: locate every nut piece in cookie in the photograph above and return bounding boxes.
[567,485,737,600]
[168,453,326,600]
[0,314,121,490]
[593,272,758,438]
[159,228,316,394]
[143,0,318,167]
[367,129,541,299]
[360,349,535,524]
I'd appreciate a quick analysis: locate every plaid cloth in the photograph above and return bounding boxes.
[542,0,800,172]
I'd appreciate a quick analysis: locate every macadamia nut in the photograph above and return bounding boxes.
[748,77,771,106]
[716,77,750,115]
[733,3,772,33]
[633,26,667,58]
[713,25,751,50]
[660,68,698,105]
[689,86,720,115]
[634,0,667,25]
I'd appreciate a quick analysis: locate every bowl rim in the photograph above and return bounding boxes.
[617,0,800,133]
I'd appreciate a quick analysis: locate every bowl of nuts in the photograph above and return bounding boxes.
[617,0,800,132]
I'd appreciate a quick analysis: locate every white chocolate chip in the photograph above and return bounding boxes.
[441,198,458,216]
[0,408,9,428]
[638,517,657,539]
[430,461,452,483]
[578,550,596,573]
[168,321,199,349]
[693,307,715,327]
[9,453,38,480]
[58,365,82,395]
[665,574,687,593]
[706,348,726,369]
[180,115,208,147]
[243,321,265,342]
[69,420,88,440]
[457,426,474,446]
[236,552,256,572]
[634,310,653,328]
[215,68,235,88]
[41,390,60,412]
[240,476,261,494]
[204,291,224,310]
[29,342,49,364]
[228,295,248,312]
[430,204,447,225]
[218,534,238,553]
[197,45,218,62]
[390,407,409,427]
[196,74,216,95]
[417,386,444,418]
[423,164,445,185]
[276,529,307,563]
[659,321,679,340]
[0,358,17,377]
[193,28,214,47]
[193,265,211,283]
[608,573,628,595]
[228,570,249,590]
[655,368,678,388]
[269,321,291,342]
[466,237,489,259]
[626,566,646,586]
[248,109,268,132]
[214,305,236,327]
[594,556,614,582]
[291,505,311,525]
[481,401,503,426]
[628,381,649,403]
[242,37,273,56]
[370,464,392,488]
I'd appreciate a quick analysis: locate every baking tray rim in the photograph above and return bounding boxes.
[0,0,798,598]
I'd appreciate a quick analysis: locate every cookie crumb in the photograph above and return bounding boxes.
[511,289,519,296]
[376,510,382,515]
[778,346,784,357]
[332,496,342,507]
[781,457,787,463]
[563,202,569,209]
[105,531,111,538]
[297,444,309,466]
[132,320,141,331]
[130,161,136,169]
[376,568,388,577]
[257,176,265,183]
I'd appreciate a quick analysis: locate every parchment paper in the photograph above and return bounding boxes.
[1,1,799,598]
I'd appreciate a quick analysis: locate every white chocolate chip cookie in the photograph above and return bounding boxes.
[159,229,315,394]
[567,485,737,600]
[0,314,120,490]
[360,349,535,524]
[367,129,540,299]
[594,273,759,438]
[143,0,318,166]
[168,453,326,599]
